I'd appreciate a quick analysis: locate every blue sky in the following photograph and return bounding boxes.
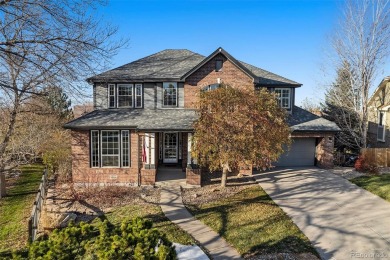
[96,0,388,106]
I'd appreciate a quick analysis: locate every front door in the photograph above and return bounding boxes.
[163,132,178,163]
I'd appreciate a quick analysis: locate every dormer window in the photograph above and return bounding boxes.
[215,59,223,71]
[275,88,291,109]
[107,83,143,108]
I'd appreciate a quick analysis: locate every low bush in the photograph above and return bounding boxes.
[354,155,379,174]
[9,218,176,260]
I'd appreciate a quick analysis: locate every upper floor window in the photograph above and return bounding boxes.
[377,111,386,142]
[215,59,223,71]
[275,88,291,109]
[107,83,142,108]
[163,82,177,106]
[118,84,133,107]
[203,83,220,92]
[108,84,116,108]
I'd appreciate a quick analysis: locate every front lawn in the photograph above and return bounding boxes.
[91,203,195,245]
[185,185,318,258]
[351,174,390,202]
[0,164,45,252]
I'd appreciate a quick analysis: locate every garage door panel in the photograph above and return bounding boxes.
[275,138,316,166]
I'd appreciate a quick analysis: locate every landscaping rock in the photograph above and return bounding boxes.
[58,213,77,228]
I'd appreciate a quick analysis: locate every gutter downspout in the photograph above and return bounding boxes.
[137,132,141,187]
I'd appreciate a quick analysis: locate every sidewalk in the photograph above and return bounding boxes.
[159,184,242,260]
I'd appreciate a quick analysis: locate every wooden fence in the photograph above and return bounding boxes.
[28,168,48,242]
[360,148,390,167]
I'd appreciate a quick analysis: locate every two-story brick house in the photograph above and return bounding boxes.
[64,47,339,186]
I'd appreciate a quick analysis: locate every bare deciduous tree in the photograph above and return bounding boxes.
[0,0,125,197]
[331,0,390,150]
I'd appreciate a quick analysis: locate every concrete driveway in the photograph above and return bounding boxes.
[253,167,390,260]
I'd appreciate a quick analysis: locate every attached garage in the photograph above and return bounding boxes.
[274,138,316,167]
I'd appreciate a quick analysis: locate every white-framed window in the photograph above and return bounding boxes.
[101,130,120,167]
[163,82,177,106]
[117,84,133,108]
[275,88,291,109]
[90,130,131,168]
[121,130,130,167]
[107,83,142,108]
[135,84,143,108]
[108,84,116,108]
[90,130,100,168]
[377,111,386,142]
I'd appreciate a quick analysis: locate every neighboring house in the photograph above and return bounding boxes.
[368,76,390,147]
[64,47,339,186]
[73,103,94,119]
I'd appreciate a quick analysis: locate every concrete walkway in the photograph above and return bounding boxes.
[158,181,242,259]
[254,167,390,260]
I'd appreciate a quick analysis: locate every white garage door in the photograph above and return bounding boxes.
[274,138,316,167]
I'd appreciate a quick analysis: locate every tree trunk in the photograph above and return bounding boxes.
[0,172,6,198]
[221,164,228,188]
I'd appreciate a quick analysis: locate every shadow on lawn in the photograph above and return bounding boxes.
[186,188,318,257]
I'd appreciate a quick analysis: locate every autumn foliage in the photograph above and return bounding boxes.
[192,84,290,187]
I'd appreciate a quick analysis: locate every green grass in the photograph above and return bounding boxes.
[186,186,317,257]
[351,174,390,202]
[0,164,45,252]
[91,203,195,245]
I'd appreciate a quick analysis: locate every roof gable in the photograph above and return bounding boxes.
[368,76,390,106]
[87,47,301,86]
[181,47,257,82]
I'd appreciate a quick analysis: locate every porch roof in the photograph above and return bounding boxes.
[64,109,197,131]
[64,106,339,133]
[288,106,340,132]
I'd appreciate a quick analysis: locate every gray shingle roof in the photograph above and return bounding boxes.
[288,106,340,132]
[88,48,300,86]
[64,109,197,131]
[65,106,339,132]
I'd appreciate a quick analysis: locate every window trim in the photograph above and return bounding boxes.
[90,130,100,168]
[91,130,131,168]
[135,83,143,108]
[108,84,116,108]
[107,83,143,109]
[100,130,121,168]
[117,84,134,108]
[377,111,386,142]
[121,130,130,167]
[163,82,178,107]
[275,88,291,109]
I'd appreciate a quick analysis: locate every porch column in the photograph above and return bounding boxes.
[144,133,155,169]
[187,133,197,166]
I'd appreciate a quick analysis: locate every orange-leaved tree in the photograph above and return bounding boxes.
[192,84,290,187]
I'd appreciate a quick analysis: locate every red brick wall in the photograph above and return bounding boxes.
[184,54,254,108]
[186,168,202,186]
[71,130,141,185]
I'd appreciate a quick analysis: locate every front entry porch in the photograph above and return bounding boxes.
[141,131,202,186]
